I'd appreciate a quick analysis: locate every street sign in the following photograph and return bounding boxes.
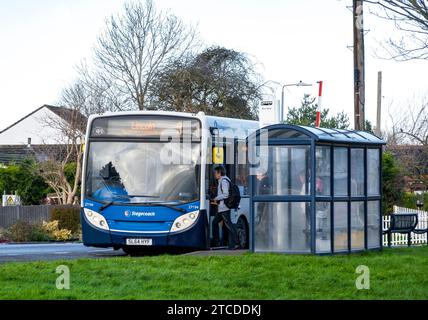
[2,195,21,206]
[259,94,277,128]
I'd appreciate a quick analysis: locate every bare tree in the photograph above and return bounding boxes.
[386,94,428,189]
[38,83,88,205]
[388,94,428,145]
[93,0,199,110]
[76,62,134,113]
[367,0,428,60]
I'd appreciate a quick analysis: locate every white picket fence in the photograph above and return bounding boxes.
[382,206,428,246]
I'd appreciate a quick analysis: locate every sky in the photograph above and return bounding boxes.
[0,0,427,132]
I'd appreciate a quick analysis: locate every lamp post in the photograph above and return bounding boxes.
[280,80,312,122]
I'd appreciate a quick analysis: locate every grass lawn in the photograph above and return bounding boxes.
[0,246,427,299]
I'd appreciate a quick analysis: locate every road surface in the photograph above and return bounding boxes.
[0,243,126,263]
[0,243,248,263]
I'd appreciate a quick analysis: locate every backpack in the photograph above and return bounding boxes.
[220,177,241,210]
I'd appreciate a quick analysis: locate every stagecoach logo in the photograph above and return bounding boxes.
[124,210,155,217]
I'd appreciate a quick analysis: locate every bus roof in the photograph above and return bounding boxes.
[89,111,260,140]
[206,115,259,140]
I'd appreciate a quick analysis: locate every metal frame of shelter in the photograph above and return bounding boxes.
[247,124,386,254]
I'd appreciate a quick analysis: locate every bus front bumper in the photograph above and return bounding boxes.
[81,209,208,250]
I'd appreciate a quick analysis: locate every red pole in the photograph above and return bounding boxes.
[315,81,323,127]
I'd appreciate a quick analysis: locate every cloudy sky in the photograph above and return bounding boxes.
[0,0,427,131]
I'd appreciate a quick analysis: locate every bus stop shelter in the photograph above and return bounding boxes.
[248,124,385,254]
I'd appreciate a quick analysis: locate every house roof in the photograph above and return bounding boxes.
[45,106,87,129]
[0,105,87,134]
[0,144,73,165]
[0,145,36,164]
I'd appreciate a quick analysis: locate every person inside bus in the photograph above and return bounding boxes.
[210,165,240,250]
[93,162,129,202]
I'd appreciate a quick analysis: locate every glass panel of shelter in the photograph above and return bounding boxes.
[255,145,311,196]
[254,202,311,253]
[315,146,372,253]
[252,143,312,253]
[251,138,381,254]
[367,148,380,196]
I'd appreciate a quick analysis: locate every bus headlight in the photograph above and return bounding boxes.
[84,208,109,231]
[170,210,199,233]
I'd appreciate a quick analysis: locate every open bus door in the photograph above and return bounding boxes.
[207,137,234,248]
[207,137,250,249]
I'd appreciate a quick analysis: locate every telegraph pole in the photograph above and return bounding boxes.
[376,71,382,136]
[353,0,365,130]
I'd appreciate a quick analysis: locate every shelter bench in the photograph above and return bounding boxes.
[383,213,428,247]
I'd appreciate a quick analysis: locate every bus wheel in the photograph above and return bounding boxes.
[236,217,249,249]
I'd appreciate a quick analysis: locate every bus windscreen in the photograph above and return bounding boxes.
[85,140,200,204]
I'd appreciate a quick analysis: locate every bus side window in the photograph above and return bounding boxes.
[234,140,248,196]
[235,162,248,196]
[207,164,216,199]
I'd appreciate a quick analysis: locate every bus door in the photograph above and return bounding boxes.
[208,137,236,247]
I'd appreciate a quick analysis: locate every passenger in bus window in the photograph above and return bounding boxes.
[210,165,240,250]
[93,162,129,202]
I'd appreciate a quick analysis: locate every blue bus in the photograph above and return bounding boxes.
[81,111,259,254]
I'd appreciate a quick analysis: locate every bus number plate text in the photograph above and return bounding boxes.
[126,238,153,246]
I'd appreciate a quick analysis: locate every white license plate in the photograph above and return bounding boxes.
[126,238,152,246]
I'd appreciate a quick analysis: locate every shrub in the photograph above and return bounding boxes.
[5,221,50,242]
[401,192,417,208]
[0,227,9,243]
[51,206,81,234]
[0,159,50,205]
[399,192,428,211]
[30,226,51,242]
[6,221,33,242]
[3,220,73,242]
[382,152,404,214]
[74,224,82,241]
[42,220,72,241]
[53,229,72,241]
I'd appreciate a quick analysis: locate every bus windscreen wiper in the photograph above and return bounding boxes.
[100,201,114,212]
[146,203,186,213]
[159,204,186,213]
[127,195,160,198]
[100,200,185,213]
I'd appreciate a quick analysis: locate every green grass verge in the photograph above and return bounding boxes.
[0,246,427,299]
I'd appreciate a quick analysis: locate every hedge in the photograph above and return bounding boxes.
[50,206,81,234]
